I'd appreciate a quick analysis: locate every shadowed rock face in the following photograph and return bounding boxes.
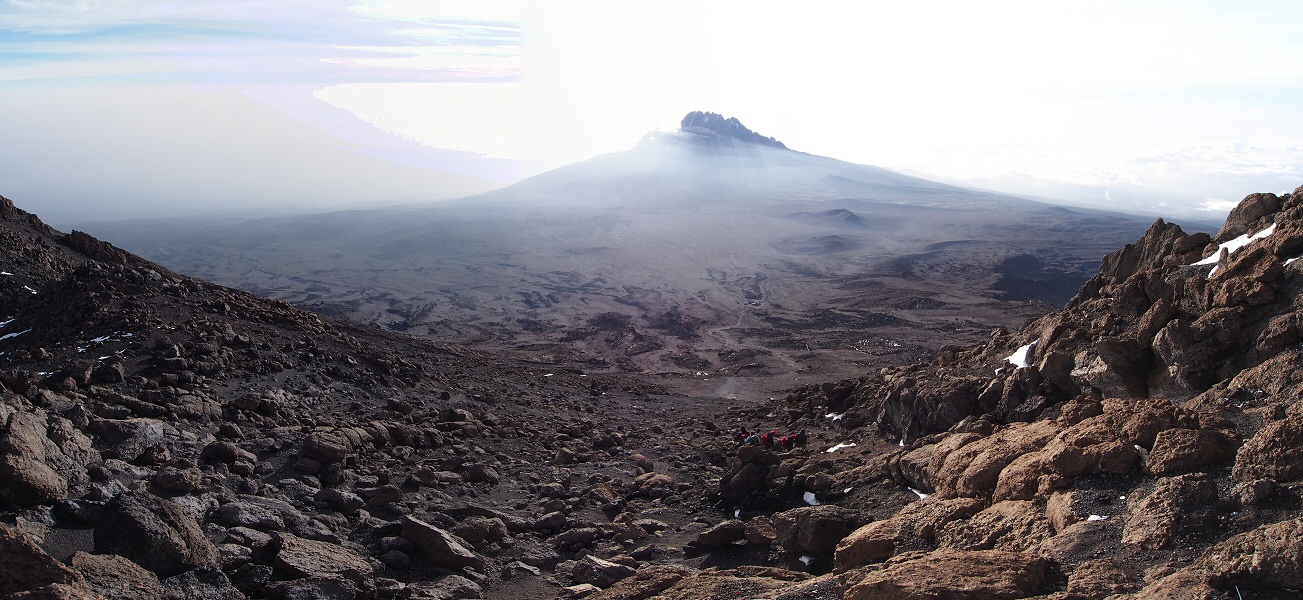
[3,183,1303,599]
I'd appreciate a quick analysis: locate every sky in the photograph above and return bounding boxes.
[1,1,1302,227]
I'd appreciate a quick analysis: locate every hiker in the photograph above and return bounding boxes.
[794,429,808,446]
[780,434,794,450]
[760,430,774,448]
[736,428,751,445]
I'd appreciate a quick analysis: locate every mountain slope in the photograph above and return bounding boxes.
[84,113,1155,399]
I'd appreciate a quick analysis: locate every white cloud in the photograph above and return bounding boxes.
[1198,198,1241,213]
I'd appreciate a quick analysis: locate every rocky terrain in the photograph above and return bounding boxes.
[3,181,1303,600]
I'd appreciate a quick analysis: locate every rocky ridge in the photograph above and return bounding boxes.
[2,185,1302,599]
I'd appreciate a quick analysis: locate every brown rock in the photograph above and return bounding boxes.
[586,564,693,600]
[1037,520,1114,569]
[301,430,350,464]
[1145,428,1229,475]
[1045,491,1079,533]
[695,519,746,548]
[771,505,868,554]
[1232,411,1303,482]
[70,551,165,600]
[743,516,777,545]
[1128,568,1220,600]
[0,524,89,596]
[641,572,791,600]
[93,491,220,577]
[937,500,1053,553]
[1197,517,1303,589]
[9,583,103,599]
[273,533,374,586]
[571,555,637,589]
[1064,558,1140,600]
[0,454,69,506]
[1121,474,1217,550]
[929,421,1060,499]
[843,549,1049,600]
[894,497,986,540]
[400,515,482,570]
[834,518,901,571]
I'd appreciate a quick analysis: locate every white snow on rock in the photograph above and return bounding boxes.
[803,491,820,506]
[1087,514,1109,521]
[1287,257,1299,266]
[22,285,37,294]
[0,271,12,276]
[799,555,813,566]
[0,328,32,342]
[824,412,845,421]
[0,319,13,329]
[1006,341,1037,368]
[1196,222,1277,278]
[825,442,857,453]
[909,487,930,500]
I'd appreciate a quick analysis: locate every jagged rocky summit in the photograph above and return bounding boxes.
[678,111,788,149]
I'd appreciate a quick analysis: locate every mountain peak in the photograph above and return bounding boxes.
[679,111,787,149]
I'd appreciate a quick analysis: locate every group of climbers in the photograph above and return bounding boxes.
[736,427,807,451]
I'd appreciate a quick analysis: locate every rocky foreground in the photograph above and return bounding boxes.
[1,188,1302,599]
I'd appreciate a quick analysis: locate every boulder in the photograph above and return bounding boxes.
[1197,517,1303,589]
[695,519,746,548]
[771,505,868,554]
[928,421,1059,499]
[585,565,693,599]
[1063,558,1140,599]
[1121,474,1217,550]
[93,491,220,577]
[743,516,777,545]
[0,524,89,596]
[842,549,1049,600]
[263,576,360,600]
[88,418,167,463]
[893,497,985,540]
[0,453,68,506]
[1232,411,1303,482]
[301,430,350,465]
[834,518,901,571]
[570,555,637,589]
[937,500,1053,553]
[159,565,243,600]
[1145,428,1230,475]
[409,574,483,599]
[272,533,374,586]
[70,551,165,600]
[400,515,482,570]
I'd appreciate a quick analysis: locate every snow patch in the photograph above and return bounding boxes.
[734,509,741,518]
[1006,341,1037,368]
[0,319,13,329]
[0,328,32,342]
[799,555,813,566]
[824,412,844,421]
[909,487,930,500]
[0,271,12,276]
[898,439,905,447]
[1196,222,1277,279]
[803,491,820,506]
[825,442,857,453]
[1287,257,1300,266]
[22,285,37,294]
[1087,514,1109,521]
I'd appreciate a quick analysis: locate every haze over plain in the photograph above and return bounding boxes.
[2,1,1302,226]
